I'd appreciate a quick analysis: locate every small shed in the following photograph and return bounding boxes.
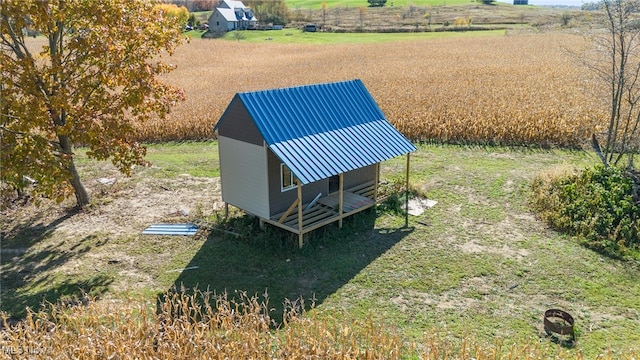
[213,79,416,247]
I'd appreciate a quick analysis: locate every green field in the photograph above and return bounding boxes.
[218,28,505,43]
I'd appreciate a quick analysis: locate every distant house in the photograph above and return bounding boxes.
[208,0,257,32]
[513,0,529,4]
[213,80,416,247]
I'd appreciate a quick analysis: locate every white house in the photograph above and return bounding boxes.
[208,0,257,32]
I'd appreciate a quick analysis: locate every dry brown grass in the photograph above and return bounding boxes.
[2,290,635,359]
[141,32,604,147]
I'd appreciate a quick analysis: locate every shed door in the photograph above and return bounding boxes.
[329,175,340,193]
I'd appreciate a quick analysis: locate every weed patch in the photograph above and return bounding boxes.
[531,165,640,260]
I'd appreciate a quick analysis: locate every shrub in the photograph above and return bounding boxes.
[368,0,387,6]
[531,165,640,259]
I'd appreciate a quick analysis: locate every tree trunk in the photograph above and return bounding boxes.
[69,157,90,207]
[59,134,90,207]
[46,10,90,207]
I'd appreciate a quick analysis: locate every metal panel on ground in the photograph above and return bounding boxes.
[142,224,198,236]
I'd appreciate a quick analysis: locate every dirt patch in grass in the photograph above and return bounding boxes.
[458,239,530,260]
[55,175,220,237]
[2,173,220,242]
[1,166,221,317]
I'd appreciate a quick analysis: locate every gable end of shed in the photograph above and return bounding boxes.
[214,95,263,146]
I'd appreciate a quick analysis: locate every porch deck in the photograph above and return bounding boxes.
[263,181,376,236]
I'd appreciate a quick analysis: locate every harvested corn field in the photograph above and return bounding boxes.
[143,32,604,147]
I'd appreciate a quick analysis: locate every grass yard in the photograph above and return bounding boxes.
[2,142,639,357]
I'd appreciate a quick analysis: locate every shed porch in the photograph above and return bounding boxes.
[262,180,377,247]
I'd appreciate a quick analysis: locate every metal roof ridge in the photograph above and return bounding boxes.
[268,118,402,144]
[235,79,382,145]
[236,79,363,96]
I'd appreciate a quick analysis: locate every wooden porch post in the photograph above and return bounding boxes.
[374,162,379,203]
[338,173,344,228]
[297,180,304,248]
[405,153,411,228]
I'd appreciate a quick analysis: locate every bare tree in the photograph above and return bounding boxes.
[587,0,640,167]
[321,2,327,30]
[359,6,367,29]
[334,5,342,26]
[233,30,246,41]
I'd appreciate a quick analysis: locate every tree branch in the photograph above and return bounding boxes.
[0,121,62,149]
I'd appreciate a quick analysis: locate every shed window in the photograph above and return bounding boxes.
[281,164,296,192]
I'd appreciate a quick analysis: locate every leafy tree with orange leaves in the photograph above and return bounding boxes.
[155,3,190,29]
[0,0,186,207]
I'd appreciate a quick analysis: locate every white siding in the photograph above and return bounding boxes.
[218,136,269,218]
[208,11,234,32]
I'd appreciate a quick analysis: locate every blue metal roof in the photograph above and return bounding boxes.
[217,79,416,185]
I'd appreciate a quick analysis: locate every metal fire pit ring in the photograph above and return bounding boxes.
[544,309,575,340]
